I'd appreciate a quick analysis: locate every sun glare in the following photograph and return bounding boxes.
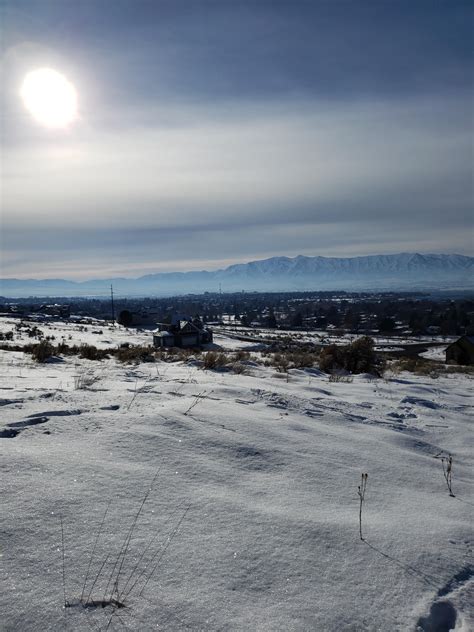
[20,68,78,128]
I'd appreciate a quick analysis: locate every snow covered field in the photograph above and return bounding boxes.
[1,320,472,631]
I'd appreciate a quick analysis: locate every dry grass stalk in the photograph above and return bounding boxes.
[441,454,455,497]
[358,473,368,540]
[184,390,209,415]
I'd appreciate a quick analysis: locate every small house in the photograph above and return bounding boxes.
[445,336,474,365]
[153,315,213,349]
[153,331,175,348]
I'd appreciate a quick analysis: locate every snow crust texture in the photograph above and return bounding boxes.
[0,322,473,631]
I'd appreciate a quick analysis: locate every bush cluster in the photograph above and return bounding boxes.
[266,340,318,354]
[199,350,255,373]
[78,344,104,361]
[234,350,251,362]
[265,351,319,372]
[389,357,447,377]
[271,353,289,373]
[202,351,230,370]
[25,326,44,339]
[116,346,156,364]
[319,337,382,376]
[155,348,197,363]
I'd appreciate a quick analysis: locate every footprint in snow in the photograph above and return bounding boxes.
[0,416,49,438]
[416,566,473,632]
[0,428,20,438]
[416,600,457,632]
[402,396,440,410]
[8,416,49,428]
[0,398,24,406]
[26,409,82,417]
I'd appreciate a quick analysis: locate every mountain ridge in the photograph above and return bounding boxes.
[1,253,473,297]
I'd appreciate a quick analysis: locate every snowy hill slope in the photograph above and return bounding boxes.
[1,253,473,296]
[0,322,472,631]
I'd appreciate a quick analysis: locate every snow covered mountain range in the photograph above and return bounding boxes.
[1,253,473,297]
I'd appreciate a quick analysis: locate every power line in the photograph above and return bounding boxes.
[110,284,115,326]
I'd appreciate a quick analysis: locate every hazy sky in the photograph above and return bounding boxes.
[1,0,472,280]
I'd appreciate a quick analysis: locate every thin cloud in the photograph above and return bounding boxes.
[1,0,472,279]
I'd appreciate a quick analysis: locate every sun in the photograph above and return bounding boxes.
[20,68,78,128]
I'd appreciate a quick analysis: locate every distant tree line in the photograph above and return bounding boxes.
[1,292,472,336]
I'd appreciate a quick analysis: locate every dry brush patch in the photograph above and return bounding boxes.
[390,357,474,377]
[201,351,231,370]
[200,350,258,374]
[155,347,198,363]
[263,351,319,372]
[115,346,156,364]
[328,373,353,383]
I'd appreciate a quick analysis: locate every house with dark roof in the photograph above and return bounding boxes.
[445,335,474,365]
[153,316,213,348]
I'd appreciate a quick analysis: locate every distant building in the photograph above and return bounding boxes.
[445,336,474,365]
[153,315,213,348]
[4,304,24,315]
[38,303,70,318]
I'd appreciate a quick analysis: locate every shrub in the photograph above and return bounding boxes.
[0,343,33,353]
[56,342,71,355]
[390,357,438,377]
[202,351,229,370]
[79,344,102,361]
[234,350,251,361]
[319,337,382,376]
[74,370,99,390]
[272,353,290,373]
[288,351,318,369]
[158,348,196,363]
[230,362,248,374]
[263,350,318,372]
[116,346,156,364]
[26,326,43,339]
[64,344,110,361]
[319,344,345,373]
[345,336,378,374]
[328,373,353,383]
[32,340,54,363]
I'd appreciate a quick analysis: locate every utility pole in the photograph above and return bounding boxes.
[110,284,115,326]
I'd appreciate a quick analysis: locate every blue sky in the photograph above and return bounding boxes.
[1,0,472,279]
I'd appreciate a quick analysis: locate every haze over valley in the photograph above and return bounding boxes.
[2,253,473,297]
